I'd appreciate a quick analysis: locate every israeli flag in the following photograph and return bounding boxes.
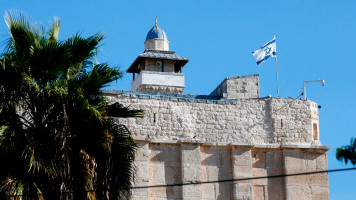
[252,36,277,65]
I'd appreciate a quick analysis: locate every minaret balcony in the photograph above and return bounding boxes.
[131,71,185,94]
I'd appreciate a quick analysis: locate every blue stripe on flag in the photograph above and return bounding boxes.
[261,39,275,48]
[257,55,270,65]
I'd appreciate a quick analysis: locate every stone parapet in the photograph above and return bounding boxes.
[105,92,324,147]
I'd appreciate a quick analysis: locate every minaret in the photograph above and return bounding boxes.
[126,19,189,94]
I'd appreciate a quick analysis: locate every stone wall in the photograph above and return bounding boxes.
[210,75,259,99]
[106,94,319,146]
[104,91,329,200]
[149,144,182,199]
[131,143,328,200]
[201,146,233,199]
[283,148,329,200]
[252,149,285,199]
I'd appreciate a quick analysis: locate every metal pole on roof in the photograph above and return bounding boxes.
[303,80,325,100]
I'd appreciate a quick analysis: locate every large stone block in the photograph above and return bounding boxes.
[285,185,312,200]
[181,144,202,199]
[232,148,252,166]
[283,149,329,200]
[252,168,268,186]
[202,184,215,200]
[149,144,182,199]
[132,143,149,198]
[283,150,304,170]
[233,183,253,200]
[311,186,330,200]
[201,146,233,200]
[316,153,328,170]
[253,185,265,200]
[135,142,149,161]
[252,151,266,169]
[232,147,253,199]
[266,151,283,169]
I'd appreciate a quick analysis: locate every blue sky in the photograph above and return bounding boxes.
[1,1,356,198]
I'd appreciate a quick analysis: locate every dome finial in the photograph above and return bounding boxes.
[145,18,168,41]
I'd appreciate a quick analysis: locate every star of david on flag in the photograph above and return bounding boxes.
[252,36,277,66]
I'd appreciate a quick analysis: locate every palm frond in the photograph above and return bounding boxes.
[64,33,104,67]
[106,120,136,199]
[107,103,144,118]
[28,41,68,83]
[78,64,122,98]
[336,137,356,165]
[48,17,61,43]
[4,11,37,63]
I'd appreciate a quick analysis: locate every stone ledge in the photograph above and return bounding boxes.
[132,138,329,151]
[254,144,282,149]
[230,142,254,147]
[203,142,231,146]
[281,144,330,151]
[179,139,205,144]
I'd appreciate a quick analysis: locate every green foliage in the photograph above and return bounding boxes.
[0,11,143,199]
[336,138,356,166]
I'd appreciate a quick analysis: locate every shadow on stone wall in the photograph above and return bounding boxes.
[201,146,233,199]
[149,144,182,199]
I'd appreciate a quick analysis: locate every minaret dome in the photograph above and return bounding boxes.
[144,18,169,51]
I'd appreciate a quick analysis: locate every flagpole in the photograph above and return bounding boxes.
[274,34,280,98]
[275,56,280,97]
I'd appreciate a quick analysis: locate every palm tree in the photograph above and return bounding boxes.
[336,138,356,166]
[0,11,143,199]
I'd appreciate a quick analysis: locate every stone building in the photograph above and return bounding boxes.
[104,19,330,200]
